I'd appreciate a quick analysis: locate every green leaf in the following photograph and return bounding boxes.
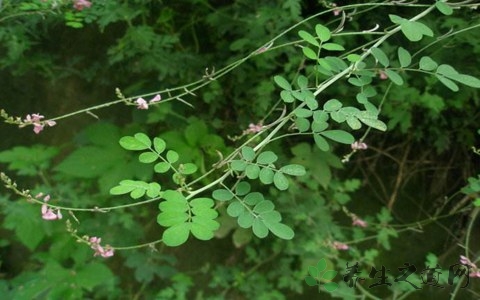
[130,188,146,199]
[436,64,458,78]
[436,75,459,92]
[190,221,216,240]
[280,90,295,103]
[323,99,342,111]
[259,167,275,184]
[235,182,251,196]
[162,190,187,204]
[305,276,318,286]
[296,118,310,133]
[389,14,404,25]
[320,130,354,144]
[294,108,313,118]
[166,150,179,163]
[237,212,254,228]
[455,74,480,88]
[346,116,362,130]
[302,46,318,60]
[401,21,433,42]
[227,201,245,217]
[230,160,247,171]
[324,282,339,292]
[371,48,389,67]
[110,180,137,195]
[315,24,331,42]
[146,182,161,198]
[358,118,387,131]
[419,56,438,71]
[347,54,361,62]
[244,192,264,205]
[254,200,275,213]
[191,207,218,219]
[401,21,422,42]
[280,164,306,176]
[158,200,188,213]
[322,270,338,281]
[180,163,197,175]
[274,75,292,90]
[256,151,278,164]
[153,137,166,154]
[298,30,319,47]
[297,75,309,89]
[273,172,289,190]
[162,223,190,246]
[260,211,282,223]
[317,258,327,272]
[241,146,256,161]
[157,211,189,227]
[397,47,411,68]
[321,43,344,51]
[154,162,170,173]
[384,69,404,85]
[190,197,215,209]
[252,218,269,238]
[245,164,261,179]
[436,1,453,15]
[314,134,330,151]
[139,152,158,163]
[212,189,234,201]
[263,222,294,240]
[119,134,151,150]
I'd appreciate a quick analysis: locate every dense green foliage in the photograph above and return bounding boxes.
[1,0,479,299]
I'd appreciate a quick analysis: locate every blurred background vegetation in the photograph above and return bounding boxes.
[0,0,479,299]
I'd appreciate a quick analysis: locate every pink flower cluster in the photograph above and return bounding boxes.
[89,237,114,258]
[22,113,56,134]
[37,193,62,220]
[352,216,368,228]
[460,255,480,278]
[73,0,92,11]
[135,94,162,110]
[244,122,264,134]
[351,141,368,150]
[332,241,349,250]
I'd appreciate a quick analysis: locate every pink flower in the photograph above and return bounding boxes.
[352,217,368,228]
[459,255,480,277]
[351,141,368,150]
[332,3,341,16]
[135,98,149,110]
[89,236,115,258]
[21,113,56,134]
[73,0,92,11]
[379,70,388,80]
[244,122,264,134]
[150,94,161,103]
[40,194,62,220]
[332,241,349,250]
